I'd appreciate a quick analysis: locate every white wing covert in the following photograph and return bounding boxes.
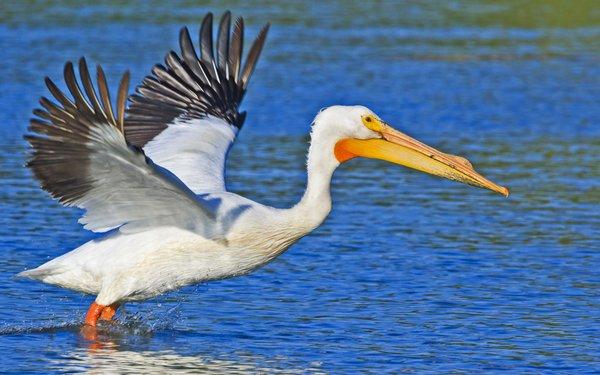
[125,11,269,193]
[25,58,218,236]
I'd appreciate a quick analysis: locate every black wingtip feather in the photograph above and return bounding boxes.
[200,12,214,64]
[240,23,269,90]
[216,11,232,73]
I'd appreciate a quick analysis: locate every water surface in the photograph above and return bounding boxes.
[0,1,598,373]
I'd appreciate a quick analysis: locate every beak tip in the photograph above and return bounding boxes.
[499,186,510,198]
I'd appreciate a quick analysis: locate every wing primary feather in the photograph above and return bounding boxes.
[240,23,270,90]
[96,65,116,128]
[116,71,130,133]
[179,27,209,84]
[63,62,94,114]
[216,11,231,77]
[39,96,74,123]
[140,76,192,105]
[44,77,76,111]
[32,108,52,121]
[199,12,214,66]
[152,64,196,99]
[165,51,202,91]
[228,17,244,81]
[78,57,106,118]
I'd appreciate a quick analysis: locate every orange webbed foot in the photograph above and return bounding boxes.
[83,301,121,328]
[99,303,120,322]
[84,302,104,327]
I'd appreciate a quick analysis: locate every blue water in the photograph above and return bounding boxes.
[1,1,599,373]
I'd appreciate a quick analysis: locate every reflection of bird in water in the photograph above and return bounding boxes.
[58,345,320,374]
[19,11,508,329]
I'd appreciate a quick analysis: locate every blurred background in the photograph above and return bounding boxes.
[0,1,598,373]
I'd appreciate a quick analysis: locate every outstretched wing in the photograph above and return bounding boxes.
[125,11,269,193]
[25,58,217,236]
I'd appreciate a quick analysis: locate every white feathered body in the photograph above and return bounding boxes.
[22,191,321,305]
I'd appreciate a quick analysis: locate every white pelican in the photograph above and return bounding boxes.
[20,11,508,328]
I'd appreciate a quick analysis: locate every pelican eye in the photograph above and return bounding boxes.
[362,115,383,132]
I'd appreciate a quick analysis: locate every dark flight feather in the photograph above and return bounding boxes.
[200,13,214,66]
[228,17,244,82]
[240,24,269,91]
[216,11,231,73]
[78,58,105,116]
[96,65,116,127]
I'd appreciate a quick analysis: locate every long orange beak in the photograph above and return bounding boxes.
[334,116,509,197]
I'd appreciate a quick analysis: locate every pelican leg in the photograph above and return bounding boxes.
[84,302,104,327]
[99,303,120,321]
[80,301,119,341]
[81,302,103,340]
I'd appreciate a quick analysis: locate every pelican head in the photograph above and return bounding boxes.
[311,105,508,196]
